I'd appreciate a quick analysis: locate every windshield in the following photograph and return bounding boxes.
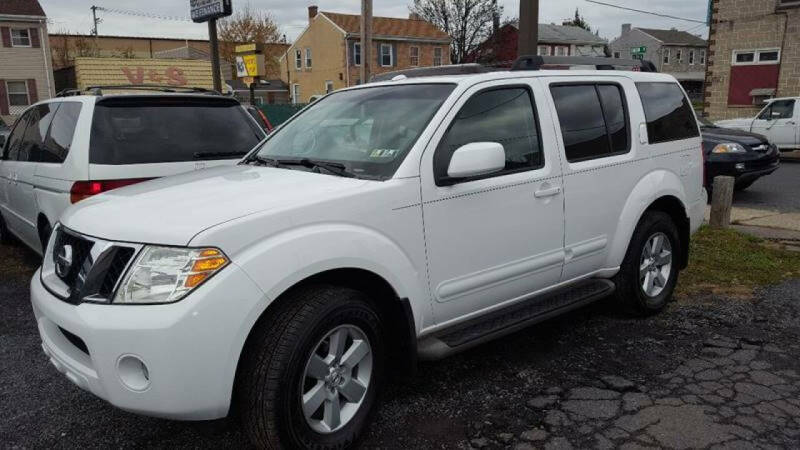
[90,97,264,165]
[251,83,455,180]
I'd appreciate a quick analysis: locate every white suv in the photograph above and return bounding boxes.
[30,66,706,448]
[0,90,266,254]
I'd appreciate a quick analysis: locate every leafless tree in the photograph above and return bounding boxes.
[410,0,502,64]
[218,3,282,76]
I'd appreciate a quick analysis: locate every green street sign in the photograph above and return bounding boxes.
[631,46,647,54]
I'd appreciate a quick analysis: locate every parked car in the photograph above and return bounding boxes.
[715,97,799,151]
[0,88,266,254]
[245,105,273,133]
[31,65,705,448]
[700,117,780,191]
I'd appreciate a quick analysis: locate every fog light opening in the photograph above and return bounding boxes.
[735,163,746,171]
[117,355,151,391]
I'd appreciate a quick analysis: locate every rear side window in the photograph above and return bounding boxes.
[3,113,30,161]
[89,98,264,165]
[42,102,81,163]
[550,83,630,162]
[19,103,58,162]
[636,82,699,144]
[435,87,542,183]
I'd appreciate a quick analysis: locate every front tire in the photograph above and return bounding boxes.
[237,285,385,449]
[613,211,681,315]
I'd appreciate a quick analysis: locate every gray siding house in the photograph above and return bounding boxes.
[610,25,707,100]
[0,0,53,124]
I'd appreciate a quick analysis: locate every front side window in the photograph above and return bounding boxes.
[11,29,30,47]
[433,47,443,66]
[434,87,542,183]
[295,49,302,70]
[305,48,312,68]
[380,44,392,67]
[410,46,420,66]
[253,84,455,180]
[6,81,29,106]
[353,42,361,66]
[551,84,630,162]
[758,100,796,120]
[636,82,699,144]
[42,102,81,163]
[89,98,263,165]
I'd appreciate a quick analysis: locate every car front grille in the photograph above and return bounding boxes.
[42,227,141,305]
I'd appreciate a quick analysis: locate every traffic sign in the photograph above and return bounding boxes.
[631,46,647,54]
[190,0,232,23]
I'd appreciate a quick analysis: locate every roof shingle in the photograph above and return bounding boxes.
[636,28,707,46]
[321,12,450,41]
[0,0,46,17]
[510,22,606,45]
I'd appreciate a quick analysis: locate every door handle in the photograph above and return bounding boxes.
[534,186,562,198]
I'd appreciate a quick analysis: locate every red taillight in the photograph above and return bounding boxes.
[70,178,153,204]
[256,108,273,131]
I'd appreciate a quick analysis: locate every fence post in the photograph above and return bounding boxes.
[709,176,735,229]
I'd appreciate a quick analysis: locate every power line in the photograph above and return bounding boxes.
[584,0,707,24]
[94,6,192,22]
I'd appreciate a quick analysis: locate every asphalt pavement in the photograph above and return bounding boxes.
[2,238,800,449]
[733,160,800,213]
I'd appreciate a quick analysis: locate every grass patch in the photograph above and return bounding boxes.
[676,226,800,298]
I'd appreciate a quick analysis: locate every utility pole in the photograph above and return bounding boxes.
[518,0,539,56]
[90,5,100,36]
[360,0,372,84]
[208,18,222,93]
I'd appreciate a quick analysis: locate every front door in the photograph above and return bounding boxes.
[751,99,797,149]
[0,110,32,241]
[420,80,565,326]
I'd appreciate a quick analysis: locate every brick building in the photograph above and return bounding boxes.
[704,0,800,119]
[0,0,54,123]
[468,22,607,67]
[279,6,451,103]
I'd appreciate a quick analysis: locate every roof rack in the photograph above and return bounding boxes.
[56,84,222,97]
[511,55,658,72]
[370,64,488,82]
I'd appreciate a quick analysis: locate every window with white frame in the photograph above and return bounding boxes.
[6,81,30,106]
[11,29,31,47]
[353,42,361,66]
[325,80,333,93]
[663,48,670,64]
[410,46,420,66]
[305,48,312,68]
[689,50,695,65]
[732,49,781,65]
[295,49,302,70]
[700,50,706,65]
[433,47,443,66]
[554,46,569,56]
[538,45,550,56]
[676,49,683,63]
[380,44,392,67]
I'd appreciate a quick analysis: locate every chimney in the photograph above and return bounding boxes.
[409,12,421,20]
[621,23,631,35]
[308,5,318,22]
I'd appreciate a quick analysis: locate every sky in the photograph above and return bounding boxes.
[40,0,710,43]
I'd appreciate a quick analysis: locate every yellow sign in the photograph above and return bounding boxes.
[235,54,265,77]
[235,43,257,53]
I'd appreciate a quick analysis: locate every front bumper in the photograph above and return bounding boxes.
[31,263,267,420]
[706,152,780,187]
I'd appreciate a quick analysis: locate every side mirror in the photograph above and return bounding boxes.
[447,142,506,179]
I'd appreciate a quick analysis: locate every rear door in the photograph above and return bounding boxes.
[87,96,266,181]
[751,99,797,149]
[0,110,32,240]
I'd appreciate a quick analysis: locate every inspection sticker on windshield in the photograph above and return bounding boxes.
[369,149,398,158]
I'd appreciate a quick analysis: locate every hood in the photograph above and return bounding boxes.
[715,118,752,128]
[60,165,369,245]
[701,126,767,146]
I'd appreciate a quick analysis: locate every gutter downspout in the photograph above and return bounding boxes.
[40,19,54,98]
[345,35,350,87]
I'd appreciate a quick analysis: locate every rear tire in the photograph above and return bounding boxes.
[613,211,681,315]
[237,284,385,449]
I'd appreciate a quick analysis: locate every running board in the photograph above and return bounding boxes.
[417,279,615,360]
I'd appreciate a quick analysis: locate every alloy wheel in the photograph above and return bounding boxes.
[301,324,373,434]
[639,232,673,297]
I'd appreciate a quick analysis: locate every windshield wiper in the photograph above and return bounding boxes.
[280,158,356,178]
[244,155,281,166]
[194,151,247,160]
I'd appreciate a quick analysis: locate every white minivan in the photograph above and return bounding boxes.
[0,92,266,254]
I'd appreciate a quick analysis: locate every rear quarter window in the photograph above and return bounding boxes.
[636,82,699,144]
[89,97,264,165]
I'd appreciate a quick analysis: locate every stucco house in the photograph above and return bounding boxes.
[279,6,451,104]
[0,0,54,124]
[467,22,607,67]
[609,25,707,100]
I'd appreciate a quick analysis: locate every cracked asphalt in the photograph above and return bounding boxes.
[2,239,800,449]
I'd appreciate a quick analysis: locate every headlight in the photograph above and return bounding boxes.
[114,246,229,304]
[711,143,747,154]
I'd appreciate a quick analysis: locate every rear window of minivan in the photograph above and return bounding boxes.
[89,97,264,165]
